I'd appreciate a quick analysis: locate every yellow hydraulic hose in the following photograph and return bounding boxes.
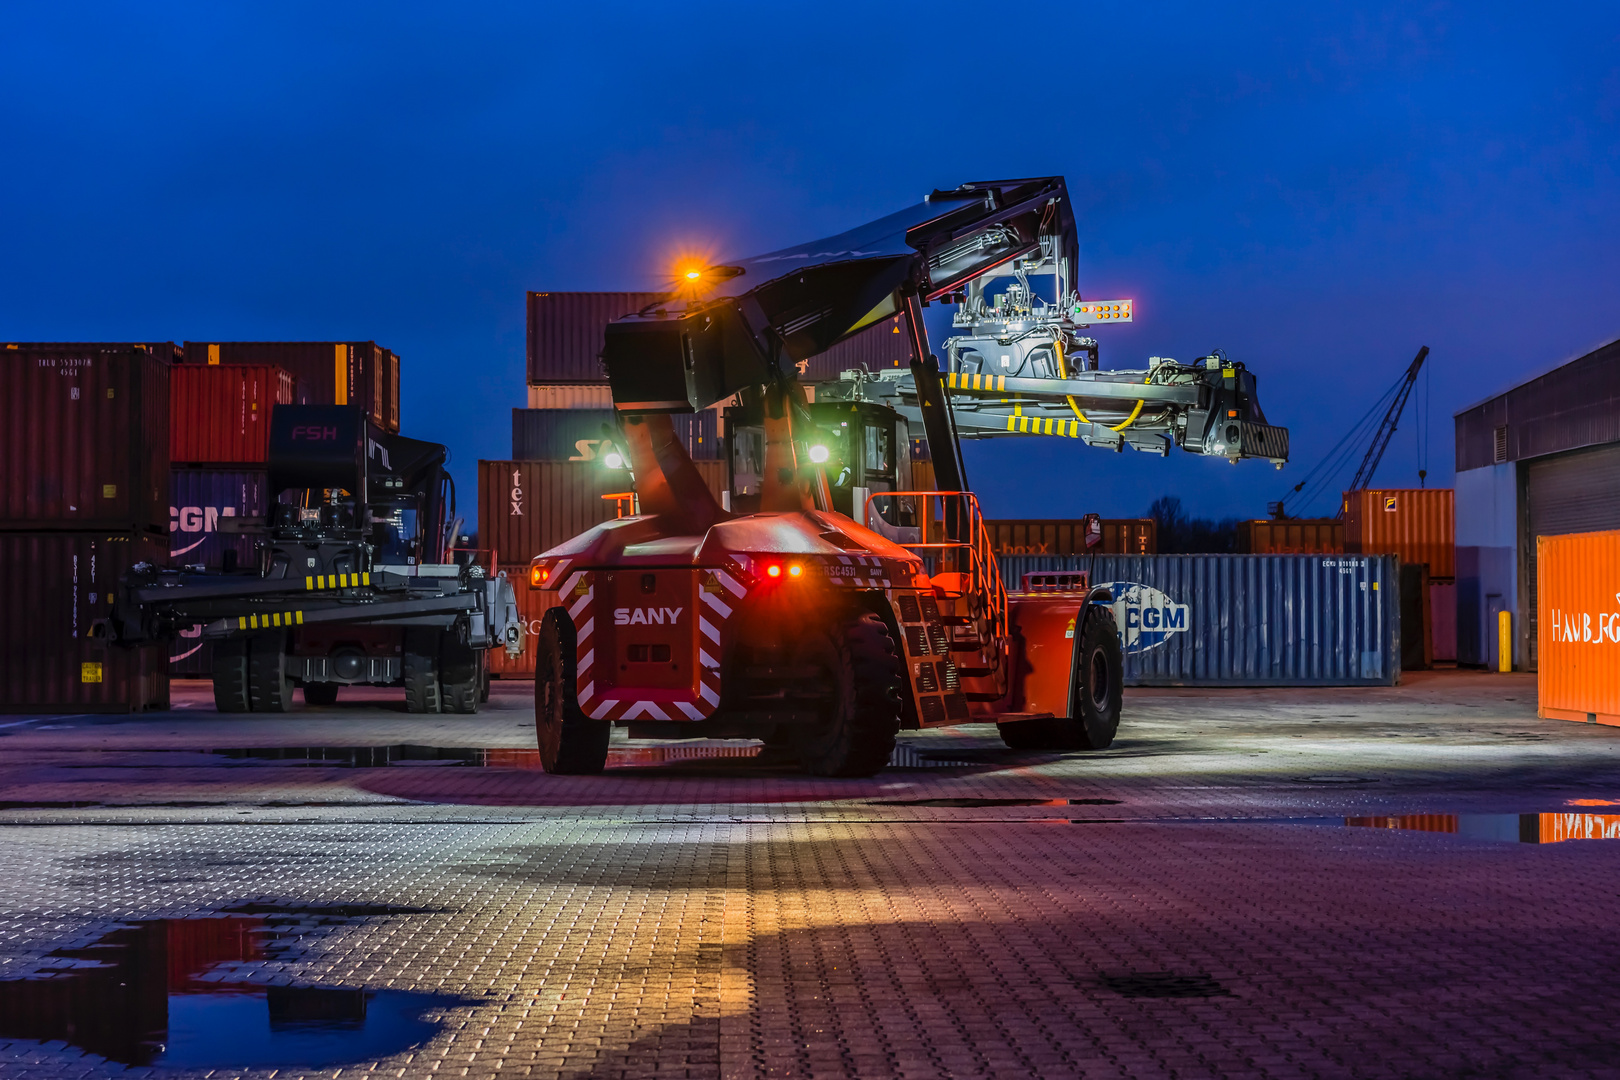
[1054,337,1146,432]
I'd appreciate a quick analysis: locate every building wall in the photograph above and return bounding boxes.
[1454,463,1519,667]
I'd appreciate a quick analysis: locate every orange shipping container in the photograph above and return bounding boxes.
[1237,519,1344,555]
[1343,488,1454,578]
[1537,530,1620,727]
[488,568,561,679]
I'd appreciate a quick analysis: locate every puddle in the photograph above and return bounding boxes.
[1346,812,1620,844]
[0,906,465,1067]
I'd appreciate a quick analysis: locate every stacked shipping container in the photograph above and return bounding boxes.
[182,341,400,433]
[987,519,1158,556]
[1237,519,1344,555]
[168,363,299,675]
[1,344,175,711]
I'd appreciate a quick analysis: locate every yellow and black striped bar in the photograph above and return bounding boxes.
[1004,415,1085,438]
[304,572,372,591]
[945,372,1010,393]
[237,610,307,630]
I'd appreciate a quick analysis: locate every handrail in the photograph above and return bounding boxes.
[864,490,1009,663]
[602,491,637,518]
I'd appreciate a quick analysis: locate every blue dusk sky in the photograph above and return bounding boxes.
[3,2,1618,522]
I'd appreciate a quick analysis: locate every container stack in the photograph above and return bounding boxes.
[181,341,400,432]
[166,363,297,675]
[0,343,176,712]
[1343,487,1457,668]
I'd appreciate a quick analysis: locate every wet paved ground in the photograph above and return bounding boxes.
[2,670,1619,1079]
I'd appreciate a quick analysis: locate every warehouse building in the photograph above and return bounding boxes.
[1454,335,1620,669]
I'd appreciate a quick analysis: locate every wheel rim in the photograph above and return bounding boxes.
[1089,648,1110,710]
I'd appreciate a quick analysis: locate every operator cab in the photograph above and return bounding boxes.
[725,398,921,532]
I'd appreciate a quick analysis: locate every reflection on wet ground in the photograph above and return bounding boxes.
[1346,812,1620,844]
[0,906,464,1067]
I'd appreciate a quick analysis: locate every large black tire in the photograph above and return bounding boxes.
[792,611,904,777]
[303,682,340,707]
[212,637,251,713]
[247,632,293,713]
[403,629,442,714]
[996,605,1123,751]
[534,608,610,774]
[441,634,481,715]
[479,662,491,704]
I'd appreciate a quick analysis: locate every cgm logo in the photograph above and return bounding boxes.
[614,607,684,626]
[1101,581,1189,653]
[169,505,238,557]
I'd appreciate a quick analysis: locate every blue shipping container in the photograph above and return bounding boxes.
[512,408,721,461]
[999,553,1400,686]
[170,469,269,677]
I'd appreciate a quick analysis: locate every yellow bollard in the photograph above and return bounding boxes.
[1498,610,1512,673]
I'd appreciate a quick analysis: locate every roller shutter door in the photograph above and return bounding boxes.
[1526,442,1620,667]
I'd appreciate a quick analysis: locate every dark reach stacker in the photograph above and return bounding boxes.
[106,405,522,713]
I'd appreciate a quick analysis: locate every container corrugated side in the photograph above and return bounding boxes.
[1,345,172,531]
[1238,519,1344,555]
[479,459,727,565]
[512,409,722,462]
[1537,530,1620,725]
[171,364,295,464]
[1344,488,1455,578]
[988,519,1157,556]
[527,384,614,409]
[182,342,395,430]
[526,292,668,384]
[169,469,270,568]
[801,316,914,382]
[999,553,1400,686]
[487,568,562,679]
[0,531,170,712]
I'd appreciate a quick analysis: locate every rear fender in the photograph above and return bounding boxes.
[1005,597,1087,716]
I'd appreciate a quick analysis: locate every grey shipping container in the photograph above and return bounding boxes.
[512,408,721,461]
[182,342,400,433]
[527,292,668,384]
[999,553,1400,686]
[0,531,170,712]
[1,343,174,532]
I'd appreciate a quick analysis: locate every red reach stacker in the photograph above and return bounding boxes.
[527,176,1289,775]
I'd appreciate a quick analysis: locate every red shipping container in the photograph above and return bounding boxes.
[0,531,170,712]
[1537,530,1620,727]
[479,459,727,567]
[0,343,172,531]
[170,364,296,464]
[527,292,668,384]
[1343,488,1455,578]
[181,342,399,433]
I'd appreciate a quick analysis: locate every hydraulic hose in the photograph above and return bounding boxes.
[1055,337,1146,433]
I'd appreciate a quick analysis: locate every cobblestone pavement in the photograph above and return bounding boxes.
[2,671,1619,1079]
